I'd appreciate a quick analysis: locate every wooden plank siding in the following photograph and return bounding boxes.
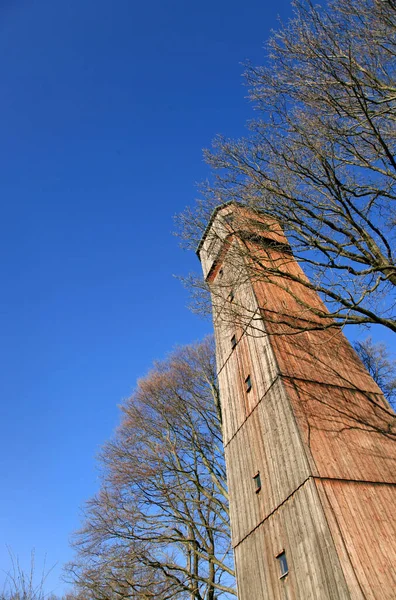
[224,377,312,547]
[198,204,396,599]
[234,479,353,600]
[284,379,396,483]
[315,479,396,599]
[217,327,280,446]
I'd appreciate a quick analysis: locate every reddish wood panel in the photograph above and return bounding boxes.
[285,379,396,483]
[250,247,383,394]
[316,479,396,600]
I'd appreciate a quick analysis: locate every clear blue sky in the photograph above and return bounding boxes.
[0,1,394,596]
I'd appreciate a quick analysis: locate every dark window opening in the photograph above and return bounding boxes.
[223,213,234,226]
[253,472,261,493]
[245,375,252,393]
[218,268,224,278]
[276,551,289,578]
[231,335,237,350]
[229,289,234,302]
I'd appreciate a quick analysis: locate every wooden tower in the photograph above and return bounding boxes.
[197,203,396,599]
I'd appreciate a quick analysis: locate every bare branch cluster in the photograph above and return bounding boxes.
[65,338,236,600]
[354,336,396,407]
[179,0,396,333]
[1,549,58,600]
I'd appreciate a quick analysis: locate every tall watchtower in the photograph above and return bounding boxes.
[197,203,396,599]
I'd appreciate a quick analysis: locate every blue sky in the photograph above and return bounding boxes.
[0,0,394,596]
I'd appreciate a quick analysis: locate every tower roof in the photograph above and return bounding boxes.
[195,201,236,256]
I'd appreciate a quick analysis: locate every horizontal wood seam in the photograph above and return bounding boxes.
[223,374,281,450]
[232,476,396,550]
[232,476,311,550]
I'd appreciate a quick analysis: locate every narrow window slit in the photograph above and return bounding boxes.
[245,375,252,393]
[276,551,289,578]
[253,472,261,493]
[231,335,237,350]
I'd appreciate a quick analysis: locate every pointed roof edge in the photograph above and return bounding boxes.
[195,201,237,257]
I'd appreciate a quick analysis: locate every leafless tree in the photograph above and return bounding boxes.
[65,545,169,600]
[66,338,236,600]
[1,549,57,600]
[354,337,396,407]
[180,0,396,334]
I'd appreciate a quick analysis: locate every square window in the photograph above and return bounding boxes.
[245,375,252,393]
[231,335,237,350]
[253,472,261,493]
[276,551,289,578]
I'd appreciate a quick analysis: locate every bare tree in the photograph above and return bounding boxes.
[354,337,396,407]
[180,0,396,334]
[1,549,57,600]
[65,544,169,600]
[66,338,236,600]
